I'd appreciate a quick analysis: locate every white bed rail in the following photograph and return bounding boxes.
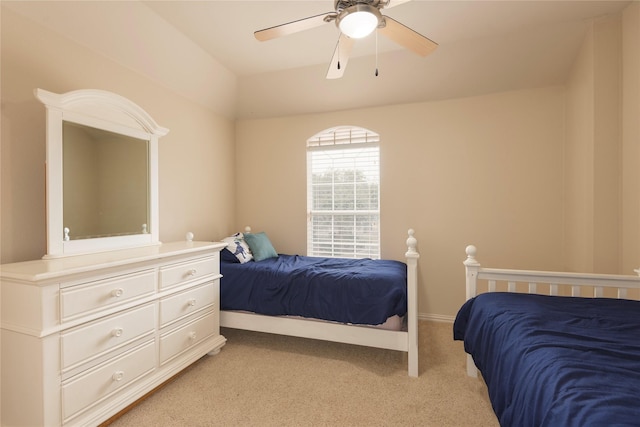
[462,244,640,377]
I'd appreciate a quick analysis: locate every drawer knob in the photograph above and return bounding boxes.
[187,269,197,277]
[188,298,197,307]
[111,328,124,337]
[188,331,197,341]
[111,288,124,298]
[112,371,125,382]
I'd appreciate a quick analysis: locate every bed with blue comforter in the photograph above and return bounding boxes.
[220,254,407,326]
[454,292,640,426]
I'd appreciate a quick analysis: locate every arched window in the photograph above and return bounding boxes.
[306,126,380,259]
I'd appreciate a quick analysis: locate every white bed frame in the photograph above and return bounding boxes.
[463,244,640,377]
[220,229,420,377]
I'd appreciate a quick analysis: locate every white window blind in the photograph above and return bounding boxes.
[307,127,380,259]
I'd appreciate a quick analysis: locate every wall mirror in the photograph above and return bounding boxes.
[36,88,169,258]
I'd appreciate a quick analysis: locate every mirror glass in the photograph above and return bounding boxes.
[63,121,149,240]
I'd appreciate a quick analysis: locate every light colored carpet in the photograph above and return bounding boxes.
[105,321,498,426]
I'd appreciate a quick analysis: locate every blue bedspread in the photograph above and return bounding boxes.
[220,254,407,325]
[454,293,640,427]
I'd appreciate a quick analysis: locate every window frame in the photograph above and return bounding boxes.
[306,126,380,259]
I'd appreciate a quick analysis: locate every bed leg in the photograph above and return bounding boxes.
[408,344,418,378]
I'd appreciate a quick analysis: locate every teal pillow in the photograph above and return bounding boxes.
[243,232,278,261]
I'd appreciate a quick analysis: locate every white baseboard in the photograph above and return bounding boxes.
[419,313,455,323]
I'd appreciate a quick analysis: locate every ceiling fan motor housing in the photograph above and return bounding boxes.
[333,0,385,13]
[335,1,384,38]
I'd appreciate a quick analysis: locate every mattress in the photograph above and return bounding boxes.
[220,254,407,326]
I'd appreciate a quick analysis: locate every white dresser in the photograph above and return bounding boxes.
[1,241,227,426]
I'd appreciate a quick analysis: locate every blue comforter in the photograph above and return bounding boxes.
[220,254,407,325]
[454,293,640,427]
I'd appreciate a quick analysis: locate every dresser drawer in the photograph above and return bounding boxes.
[160,311,216,364]
[61,269,155,321]
[62,340,155,422]
[159,255,218,290]
[159,281,216,327]
[61,303,155,370]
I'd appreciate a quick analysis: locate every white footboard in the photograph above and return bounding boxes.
[463,245,640,377]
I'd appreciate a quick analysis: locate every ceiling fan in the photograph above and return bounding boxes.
[254,0,438,79]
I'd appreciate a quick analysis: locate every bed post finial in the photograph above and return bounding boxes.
[406,229,417,255]
[464,245,478,266]
[244,226,252,233]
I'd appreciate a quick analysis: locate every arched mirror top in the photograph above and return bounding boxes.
[36,88,169,258]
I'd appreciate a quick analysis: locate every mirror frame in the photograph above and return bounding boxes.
[36,88,169,258]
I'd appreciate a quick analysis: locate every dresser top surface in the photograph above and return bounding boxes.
[0,241,225,282]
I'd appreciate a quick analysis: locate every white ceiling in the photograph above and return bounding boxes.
[3,0,633,119]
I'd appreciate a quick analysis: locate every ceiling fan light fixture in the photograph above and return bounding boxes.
[337,4,381,39]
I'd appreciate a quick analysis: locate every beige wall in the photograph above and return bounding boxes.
[564,25,595,273]
[0,8,237,264]
[592,15,622,274]
[565,6,640,276]
[622,2,640,276]
[236,87,566,319]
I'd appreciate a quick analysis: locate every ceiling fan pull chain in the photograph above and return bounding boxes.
[337,38,341,70]
[375,29,379,76]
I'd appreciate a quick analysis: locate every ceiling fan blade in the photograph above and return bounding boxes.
[254,12,335,42]
[326,34,356,79]
[378,16,438,57]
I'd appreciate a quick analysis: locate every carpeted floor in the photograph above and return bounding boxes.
[105,321,498,426]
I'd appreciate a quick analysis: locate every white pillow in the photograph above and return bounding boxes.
[222,233,253,263]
